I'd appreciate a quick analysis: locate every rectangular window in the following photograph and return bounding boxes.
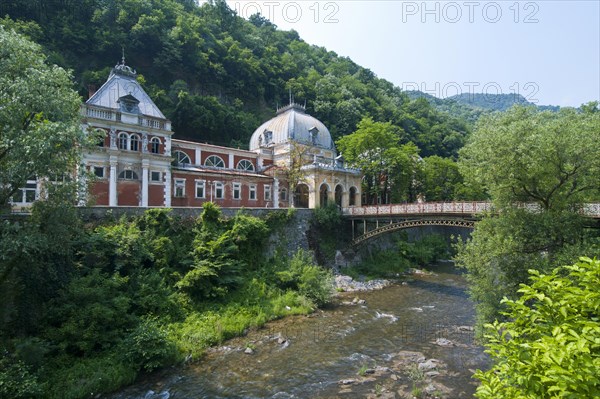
[233,182,241,200]
[150,171,162,182]
[13,181,37,204]
[214,182,224,199]
[264,185,272,201]
[195,180,205,198]
[249,184,257,201]
[25,181,37,203]
[93,166,105,178]
[174,179,185,198]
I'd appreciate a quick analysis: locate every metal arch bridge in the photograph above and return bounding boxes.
[342,202,600,247]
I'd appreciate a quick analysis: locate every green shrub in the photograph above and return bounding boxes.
[44,269,135,356]
[0,355,44,398]
[407,234,448,265]
[120,318,179,372]
[345,249,412,280]
[276,250,333,307]
[44,354,136,399]
[475,257,600,399]
[313,203,342,231]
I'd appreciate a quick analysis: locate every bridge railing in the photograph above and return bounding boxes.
[342,202,493,217]
[343,202,600,218]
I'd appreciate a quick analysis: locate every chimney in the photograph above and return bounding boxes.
[88,84,97,99]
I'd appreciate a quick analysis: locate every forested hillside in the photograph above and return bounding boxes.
[1,0,469,157]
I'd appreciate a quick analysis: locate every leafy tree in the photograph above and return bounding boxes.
[0,26,84,209]
[419,155,463,201]
[455,209,593,328]
[475,257,600,399]
[337,117,419,204]
[459,106,600,210]
[0,200,84,338]
[456,105,600,329]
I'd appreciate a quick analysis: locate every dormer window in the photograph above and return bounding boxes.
[309,127,319,145]
[118,94,140,114]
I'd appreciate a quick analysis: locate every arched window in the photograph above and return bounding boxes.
[295,184,310,208]
[118,132,128,150]
[280,188,288,202]
[236,159,254,171]
[118,170,138,180]
[319,183,329,208]
[172,150,191,167]
[349,187,357,206]
[335,184,343,207]
[205,155,225,168]
[130,134,140,151]
[150,137,161,154]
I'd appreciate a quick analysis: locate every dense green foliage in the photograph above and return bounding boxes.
[0,27,86,209]
[1,0,469,156]
[337,117,420,204]
[456,105,600,330]
[337,117,485,203]
[345,232,449,280]
[475,258,600,398]
[310,204,346,264]
[0,204,333,398]
[460,105,600,211]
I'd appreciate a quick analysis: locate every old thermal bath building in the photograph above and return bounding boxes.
[78,61,362,210]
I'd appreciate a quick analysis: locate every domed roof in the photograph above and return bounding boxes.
[249,104,335,151]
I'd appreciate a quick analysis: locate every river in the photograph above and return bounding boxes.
[108,262,489,398]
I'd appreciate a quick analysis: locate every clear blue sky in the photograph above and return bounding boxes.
[219,0,600,107]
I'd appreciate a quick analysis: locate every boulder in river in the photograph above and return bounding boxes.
[433,338,455,347]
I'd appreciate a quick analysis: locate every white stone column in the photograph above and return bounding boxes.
[164,169,171,207]
[141,159,149,207]
[195,147,202,166]
[109,156,118,206]
[273,178,280,209]
[229,152,234,169]
[165,136,172,156]
[341,186,349,208]
[308,188,317,209]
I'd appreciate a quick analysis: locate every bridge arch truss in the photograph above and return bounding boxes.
[350,217,475,247]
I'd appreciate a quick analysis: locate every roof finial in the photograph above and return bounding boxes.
[289,88,292,105]
[122,46,126,65]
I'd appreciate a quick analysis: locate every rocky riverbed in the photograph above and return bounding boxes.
[106,262,488,399]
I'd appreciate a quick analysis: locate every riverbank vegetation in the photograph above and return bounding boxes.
[475,257,600,399]
[454,105,600,395]
[343,233,450,280]
[456,106,600,332]
[0,203,333,399]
